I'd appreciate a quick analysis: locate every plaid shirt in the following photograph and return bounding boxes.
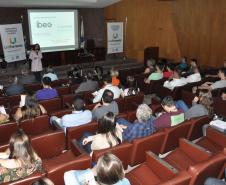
[117,117,156,142]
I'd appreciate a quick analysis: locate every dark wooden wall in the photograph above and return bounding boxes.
[104,0,226,67]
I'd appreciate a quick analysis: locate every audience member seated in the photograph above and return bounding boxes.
[42,66,58,82]
[14,92,47,121]
[80,112,123,153]
[32,178,54,185]
[0,129,42,184]
[121,76,140,97]
[92,75,121,103]
[64,153,130,185]
[117,104,156,142]
[198,68,226,91]
[145,62,164,84]
[204,169,226,185]
[5,76,24,96]
[36,77,58,101]
[93,66,104,81]
[92,89,119,120]
[50,96,92,132]
[111,68,120,86]
[187,58,198,74]
[186,67,201,83]
[154,96,185,129]
[19,68,37,85]
[75,71,98,93]
[67,65,83,84]
[163,63,174,78]
[178,56,188,71]
[144,58,156,74]
[205,60,226,78]
[163,67,187,90]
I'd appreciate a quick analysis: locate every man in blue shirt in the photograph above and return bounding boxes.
[36,77,58,101]
[117,104,156,142]
[50,96,92,132]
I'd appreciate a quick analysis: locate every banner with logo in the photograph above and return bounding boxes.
[107,22,123,54]
[0,24,26,62]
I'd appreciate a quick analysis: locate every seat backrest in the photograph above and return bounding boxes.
[6,172,44,185]
[50,109,72,118]
[160,121,192,154]
[66,121,98,149]
[92,142,133,169]
[181,90,196,107]
[51,79,69,87]
[39,98,61,113]
[124,93,144,111]
[0,96,8,107]
[70,84,79,93]
[19,115,50,135]
[130,132,165,166]
[8,95,21,107]
[56,86,70,96]
[31,130,65,159]
[62,94,77,109]
[24,83,42,92]
[188,152,226,185]
[0,121,18,143]
[213,97,226,118]
[127,111,136,122]
[206,127,226,148]
[187,116,211,141]
[115,97,125,113]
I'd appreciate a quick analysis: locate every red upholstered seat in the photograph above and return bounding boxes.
[130,131,165,166]
[56,86,70,96]
[8,94,21,107]
[195,127,226,154]
[24,83,42,92]
[187,116,211,141]
[19,115,50,136]
[127,110,136,122]
[0,121,18,144]
[115,97,125,113]
[126,151,191,185]
[69,84,79,93]
[163,139,211,171]
[50,109,72,118]
[160,120,192,154]
[61,94,78,109]
[124,92,144,112]
[39,98,62,113]
[213,97,226,118]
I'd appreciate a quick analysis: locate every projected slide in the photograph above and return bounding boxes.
[28,10,79,52]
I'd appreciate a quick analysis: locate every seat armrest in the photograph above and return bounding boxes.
[71,139,87,156]
[146,151,178,180]
[179,138,212,162]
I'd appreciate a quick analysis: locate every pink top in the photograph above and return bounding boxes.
[29,50,43,72]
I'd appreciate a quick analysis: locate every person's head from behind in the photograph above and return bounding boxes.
[103,74,112,85]
[161,96,176,112]
[190,58,198,67]
[24,92,41,118]
[32,178,54,185]
[72,96,85,111]
[96,153,125,185]
[42,77,52,88]
[21,68,29,76]
[136,104,153,123]
[110,68,119,77]
[218,68,226,79]
[146,58,156,68]
[9,76,18,84]
[173,68,181,79]
[102,89,114,104]
[155,63,164,73]
[9,129,36,164]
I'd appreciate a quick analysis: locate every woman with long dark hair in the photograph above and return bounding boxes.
[0,129,42,183]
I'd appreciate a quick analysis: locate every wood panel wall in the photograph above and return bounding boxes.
[104,0,226,67]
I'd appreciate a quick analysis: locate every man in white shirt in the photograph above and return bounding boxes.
[163,68,187,90]
[50,96,92,132]
[186,67,201,83]
[92,75,121,103]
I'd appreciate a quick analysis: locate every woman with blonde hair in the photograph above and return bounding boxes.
[0,129,42,183]
[64,153,130,185]
[117,104,156,142]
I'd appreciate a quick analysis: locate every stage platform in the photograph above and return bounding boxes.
[0,59,143,86]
